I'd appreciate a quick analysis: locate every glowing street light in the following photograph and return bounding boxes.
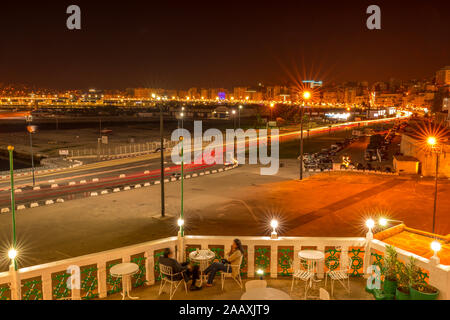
[7,146,18,270]
[238,105,243,128]
[270,219,278,239]
[8,248,17,260]
[427,136,437,146]
[379,218,388,227]
[302,91,311,100]
[427,136,441,234]
[299,91,311,181]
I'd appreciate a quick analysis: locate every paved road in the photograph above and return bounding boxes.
[0,153,224,207]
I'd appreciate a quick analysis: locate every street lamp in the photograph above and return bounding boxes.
[300,91,311,180]
[159,105,165,218]
[232,110,236,130]
[179,136,185,237]
[238,105,243,128]
[7,146,18,270]
[427,136,441,234]
[269,103,274,121]
[26,124,37,187]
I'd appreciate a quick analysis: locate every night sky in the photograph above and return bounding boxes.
[0,0,449,90]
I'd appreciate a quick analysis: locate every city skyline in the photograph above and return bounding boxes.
[0,1,449,90]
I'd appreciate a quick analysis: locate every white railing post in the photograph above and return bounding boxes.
[270,244,278,278]
[177,233,185,262]
[145,251,155,286]
[340,246,349,273]
[428,257,450,300]
[42,272,53,300]
[364,235,373,276]
[9,265,21,300]
[293,244,301,272]
[97,261,107,299]
[247,245,255,278]
[317,246,325,279]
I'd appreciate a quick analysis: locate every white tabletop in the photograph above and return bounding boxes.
[110,262,139,277]
[189,249,216,261]
[241,288,292,300]
[298,250,325,261]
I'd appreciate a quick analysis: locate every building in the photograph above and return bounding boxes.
[400,133,450,178]
[436,66,450,86]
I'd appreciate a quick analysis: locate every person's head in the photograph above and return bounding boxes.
[163,248,173,259]
[232,239,244,254]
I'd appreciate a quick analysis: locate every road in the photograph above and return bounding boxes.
[0,116,406,208]
[0,153,224,208]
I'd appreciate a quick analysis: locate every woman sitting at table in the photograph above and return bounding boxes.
[203,238,244,287]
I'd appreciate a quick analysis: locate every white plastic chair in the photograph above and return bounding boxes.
[319,288,331,300]
[245,280,267,291]
[291,257,314,299]
[158,264,188,300]
[221,256,243,291]
[325,256,352,297]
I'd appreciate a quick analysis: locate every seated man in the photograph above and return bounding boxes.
[158,248,201,291]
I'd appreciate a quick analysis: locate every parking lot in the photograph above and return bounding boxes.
[303,121,406,172]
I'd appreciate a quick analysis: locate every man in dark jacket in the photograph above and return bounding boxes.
[158,248,201,290]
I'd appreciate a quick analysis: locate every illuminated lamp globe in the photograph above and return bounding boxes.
[365,219,375,230]
[427,137,437,146]
[270,219,278,230]
[431,241,441,253]
[379,218,388,227]
[8,248,17,260]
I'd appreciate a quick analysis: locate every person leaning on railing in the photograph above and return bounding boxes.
[204,239,244,287]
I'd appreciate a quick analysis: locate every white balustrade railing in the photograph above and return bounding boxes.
[0,234,448,300]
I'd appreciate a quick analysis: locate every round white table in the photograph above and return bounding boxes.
[110,262,140,300]
[298,250,325,299]
[241,288,292,300]
[189,249,216,286]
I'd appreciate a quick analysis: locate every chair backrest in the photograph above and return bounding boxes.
[245,280,267,291]
[160,264,174,278]
[299,257,313,272]
[232,254,244,267]
[340,256,353,273]
[319,288,330,300]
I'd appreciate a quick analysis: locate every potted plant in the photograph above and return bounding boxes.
[409,263,439,300]
[395,256,416,300]
[382,245,398,298]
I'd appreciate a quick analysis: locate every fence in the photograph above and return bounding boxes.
[0,234,448,300]
[67,137,213,160]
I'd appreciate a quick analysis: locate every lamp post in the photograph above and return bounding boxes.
[427,136,441,234]
[300,91,311,180]
[7,146,17,270]
[26,124,37,187]
[232,110,236,130]
[160,105,165,218]
[238,105,243,128]
[269,103,274,121]
[180,135,184,237]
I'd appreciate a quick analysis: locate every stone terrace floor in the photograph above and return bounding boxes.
[100,277,374,300]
